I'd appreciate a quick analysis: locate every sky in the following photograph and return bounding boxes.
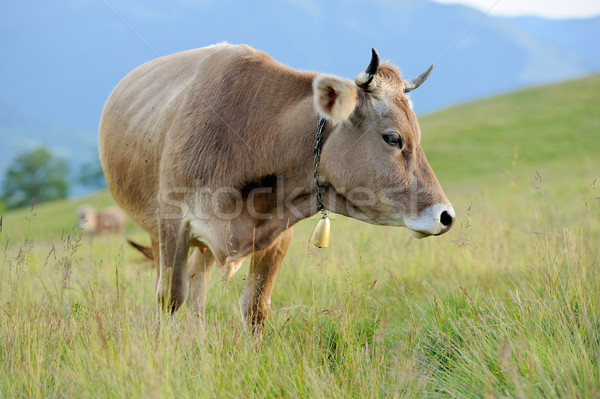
[432,0,600,19]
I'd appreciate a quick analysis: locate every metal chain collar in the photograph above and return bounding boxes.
[313,117,328,216]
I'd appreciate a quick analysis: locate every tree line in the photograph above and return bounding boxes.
[0,147,106,211]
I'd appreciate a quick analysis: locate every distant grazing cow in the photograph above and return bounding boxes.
[77,205,125,236]
[99,43,454,334]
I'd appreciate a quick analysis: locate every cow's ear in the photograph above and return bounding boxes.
[313,75,357,125]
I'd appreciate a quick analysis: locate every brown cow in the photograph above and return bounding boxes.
[77,205,125,236]
[99,43,454,333]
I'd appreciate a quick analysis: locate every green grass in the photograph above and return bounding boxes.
[1,75,599,398]
[421,74,600,188]
[0,190,139,242]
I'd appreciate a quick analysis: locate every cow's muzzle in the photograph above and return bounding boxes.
[405,203,455,239]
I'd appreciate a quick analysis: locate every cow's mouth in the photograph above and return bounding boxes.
[408,229,431,239]
[404,203,455,238]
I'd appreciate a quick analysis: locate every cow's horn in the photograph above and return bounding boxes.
[355,48,380,90]
[403,64,433,93]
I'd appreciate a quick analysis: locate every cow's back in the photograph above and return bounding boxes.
[99,43,261,233]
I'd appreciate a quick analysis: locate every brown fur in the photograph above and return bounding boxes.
[99,44,452,333]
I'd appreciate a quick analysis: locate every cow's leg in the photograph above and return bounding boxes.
[156,217,190,315]
[240,228,293,335]
[187,248,214,319]
[151,236,160,283]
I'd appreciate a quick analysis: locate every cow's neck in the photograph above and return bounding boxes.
[207,106,330,266]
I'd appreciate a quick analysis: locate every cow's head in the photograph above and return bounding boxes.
[313,49,454,238]
[76,204,97,230]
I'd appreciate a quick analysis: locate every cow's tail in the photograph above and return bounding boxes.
[127,239,154,260]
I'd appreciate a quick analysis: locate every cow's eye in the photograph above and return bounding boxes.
[382,132,403,149]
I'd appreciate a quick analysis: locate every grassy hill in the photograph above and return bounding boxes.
[421,74,600,193]
[0,190,117,242]
[1,75,599,398]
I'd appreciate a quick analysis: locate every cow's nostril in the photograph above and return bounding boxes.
[440,210,454,228]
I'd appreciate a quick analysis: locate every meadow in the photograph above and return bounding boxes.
[1,75,599,398]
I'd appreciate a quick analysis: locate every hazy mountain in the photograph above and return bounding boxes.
[1,0,598,194]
